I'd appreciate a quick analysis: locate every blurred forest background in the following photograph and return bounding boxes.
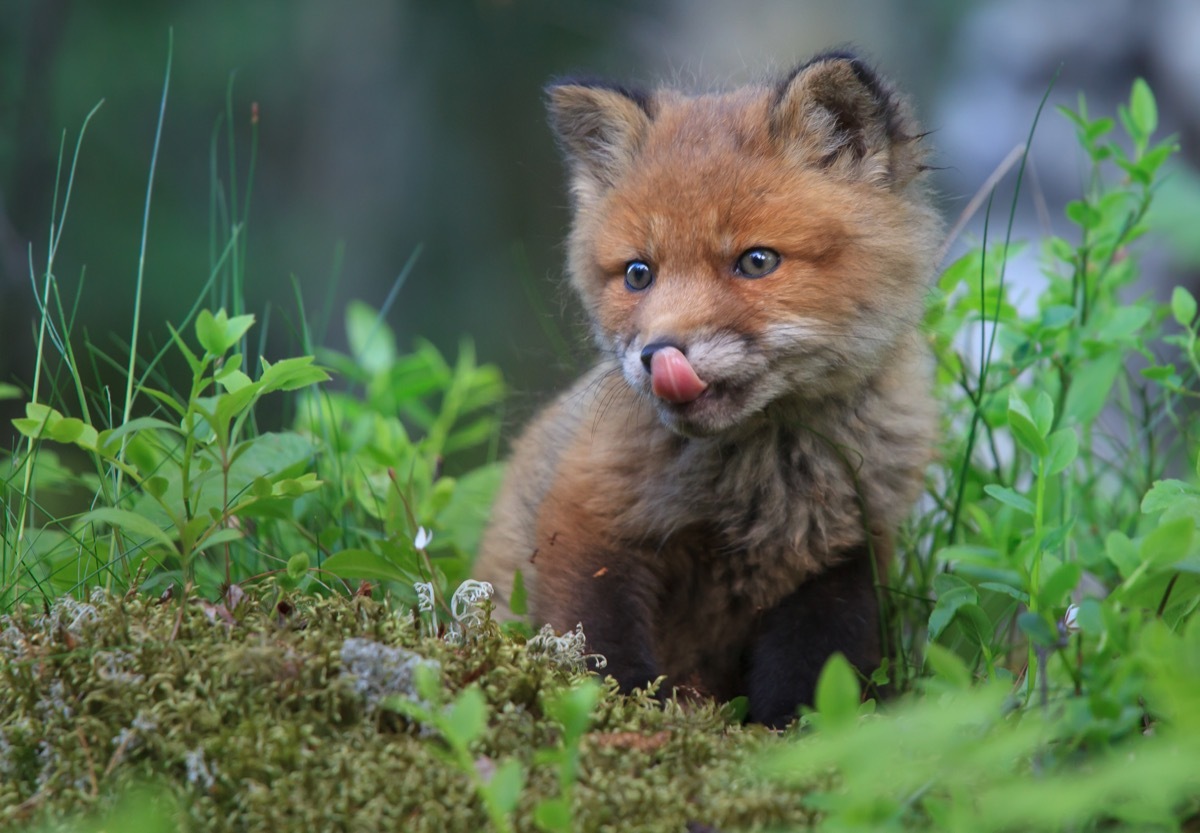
[3,0,1200,454]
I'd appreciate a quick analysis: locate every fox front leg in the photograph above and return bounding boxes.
[535,539,665,694]
[745,547,881,728]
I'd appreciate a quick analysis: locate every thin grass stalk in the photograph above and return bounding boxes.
[10,102,104,598]
[110,31,172,591]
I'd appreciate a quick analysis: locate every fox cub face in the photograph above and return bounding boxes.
[549,53,939,437]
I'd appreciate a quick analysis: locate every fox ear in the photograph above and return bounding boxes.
[770,52,925,187]
[546,79,653,200]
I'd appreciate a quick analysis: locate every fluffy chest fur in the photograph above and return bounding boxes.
[568,338,933,611]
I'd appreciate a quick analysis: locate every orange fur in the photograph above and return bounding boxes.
[475,52,939,724]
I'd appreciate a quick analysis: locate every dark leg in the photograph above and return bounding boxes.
[746,548,880,728]
[542,555,665,695]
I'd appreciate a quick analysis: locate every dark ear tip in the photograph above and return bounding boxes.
[800,48,869,68]
[776,48,887,102]
[544,75,653,115]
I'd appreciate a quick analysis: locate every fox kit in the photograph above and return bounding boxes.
[475,51,938,726]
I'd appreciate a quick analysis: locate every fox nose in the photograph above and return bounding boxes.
[640,341,684,373]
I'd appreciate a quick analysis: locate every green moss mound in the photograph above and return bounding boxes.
[0,590,811,832]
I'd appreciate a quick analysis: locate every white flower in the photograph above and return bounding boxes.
[1063,604,1081,634]
[414,527,433,550]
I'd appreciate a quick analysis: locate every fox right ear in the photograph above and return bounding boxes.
[546,80,653,200]
[770,52,924,188]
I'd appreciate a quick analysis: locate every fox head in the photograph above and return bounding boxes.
[547,52,940,437]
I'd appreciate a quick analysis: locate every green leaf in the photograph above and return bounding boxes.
[1171,286,1198,327]
[1139,516,1195,568]
[534,798,572,832]
[983,484,1035,516]
[928,574,979,640]
[1074,598,1104,635]
[205,386,259,444]
[936,544,1003,565]
[723,696,750,723]
[1106,531,1140,579]
[196,308,255,357]
[443,686,487,747]
[216,366,253,393]
[274,473,323,497]
[193,527,244,555]
[510,569,528,616]
[1066,199,1100,228]
[223,313,255,348]
[1018,612,1059,647]
[1140,364,1180,385]
[1039,305,1076,332]
[436,462,505,558]
[346,301,397,376]
[979,582,1029,603]
[46,416,85,445]
[195,309,223,355]
[1063,353,1121,426]
[1031,391,1054,437]
[0,383,22,400]
[1091,305,1151,344]
[1142,480,1200,515]
[258,355,330,393]
[100,417,185,451]
[1039,561,1082,608]
[1129,77,1158,139]
[14,402,63,438]
[79,507,177,550]
[123,433,161,476]
[485,758,525,817]
[923,642,972,688]
[10,418,42,438]
[1007,393,1048,457]
[1044,427,1079,476]
[545,679,600,742]
[320,549,414,583]
[287,552,310,579]
[955,603,995,649]
[814,653,861,730]
[1040,520,1075,554]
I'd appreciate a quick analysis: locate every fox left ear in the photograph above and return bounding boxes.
[546,79,654,204]
[770,52,925,187]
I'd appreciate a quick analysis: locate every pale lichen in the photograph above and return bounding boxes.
[527,623,608,673]
[339,637,440,714]
[184,747,216,790]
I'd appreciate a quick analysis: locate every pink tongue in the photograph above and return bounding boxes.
[650,346,708,404]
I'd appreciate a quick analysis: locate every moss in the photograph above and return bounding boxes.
[0,589,815,832]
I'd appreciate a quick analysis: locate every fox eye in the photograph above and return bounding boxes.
[735,247,781,278]
[624,260,654,291]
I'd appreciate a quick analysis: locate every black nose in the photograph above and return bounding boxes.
[640,341,683,372]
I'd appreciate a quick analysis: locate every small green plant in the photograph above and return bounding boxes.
[763,77,1200,831]
[923,77,1191,702]
[296,300,506,611]
[387,669,527,833]
[532,678,602,832]
[7,308,328,600]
